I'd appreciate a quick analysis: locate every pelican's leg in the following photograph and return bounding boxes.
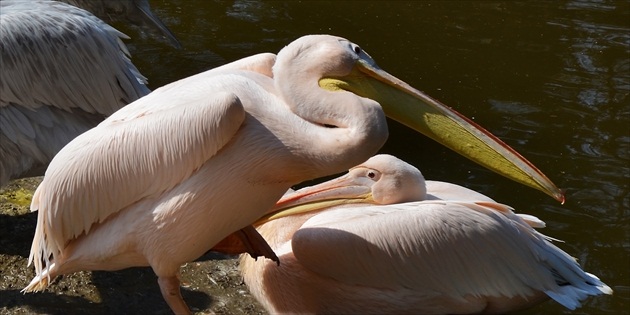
[158,275,191,315]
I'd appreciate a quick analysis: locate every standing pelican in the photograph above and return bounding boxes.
[60,0,181,48]
[0,0,150,186]
[23,35,563,314]
[239,154,611,314]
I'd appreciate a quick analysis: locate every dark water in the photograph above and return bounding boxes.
[112,1,629,314]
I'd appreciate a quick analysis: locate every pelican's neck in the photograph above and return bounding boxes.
[272,54,389,179]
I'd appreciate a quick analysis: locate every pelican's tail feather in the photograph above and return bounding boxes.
[544,274,612,310]
[22,262,56,293]
[539,242,613,310]
[515,213,546,228]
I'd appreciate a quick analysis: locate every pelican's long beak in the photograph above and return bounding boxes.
[135,1,182,49]
[319,59,565,203]
[255,174,376,225]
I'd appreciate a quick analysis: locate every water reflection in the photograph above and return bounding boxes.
[540,0,630,224]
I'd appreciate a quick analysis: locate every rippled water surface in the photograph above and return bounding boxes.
[113,1,628,314]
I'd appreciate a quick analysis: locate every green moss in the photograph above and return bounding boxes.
[0,177,41,215]
[5,188,33,207]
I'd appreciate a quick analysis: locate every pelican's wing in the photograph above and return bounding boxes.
[28,79,247,275]
[190,53,277,80]
[103,52,276,123]
[0,1,151,183]
[424,180,495,202]
[103,53,277,122]
[0,1,150,114]
[291,201,610,309]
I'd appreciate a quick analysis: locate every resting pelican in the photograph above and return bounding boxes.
[0,0,151,187]
[23,35,563,314]
[240,154,611,314]
[60,0,181,48]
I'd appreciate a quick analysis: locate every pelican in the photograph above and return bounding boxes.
[23,35,564,314]
[0,0,150,187]
[239,154,611,314]
[60,0,181,48]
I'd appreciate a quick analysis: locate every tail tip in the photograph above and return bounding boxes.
[22,276,50,293]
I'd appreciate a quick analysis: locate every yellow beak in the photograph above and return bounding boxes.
[319,59,564,203]
[255,174,376,225]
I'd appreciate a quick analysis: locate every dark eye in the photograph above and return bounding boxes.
[353,45,362,55]
[367,171,376,179]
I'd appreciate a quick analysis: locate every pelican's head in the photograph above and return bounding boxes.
[280,34,564,202]
[258,154,426,223]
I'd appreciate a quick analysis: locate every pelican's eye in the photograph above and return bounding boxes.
[352,44,362,55]
[364,169,382,182]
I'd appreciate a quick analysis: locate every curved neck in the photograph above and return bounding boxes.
[272,58,389,179]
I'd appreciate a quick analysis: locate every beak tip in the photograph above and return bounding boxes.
[556,189,566,205]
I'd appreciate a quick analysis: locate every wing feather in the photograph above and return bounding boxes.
[0,1,149,114]
[28,90,246,276]
[424,180,495,202]
[0,1,151,184]
[291,201,584,301]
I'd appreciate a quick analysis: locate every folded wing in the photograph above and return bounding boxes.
[291,201,610,308]
[28,86,246,276]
